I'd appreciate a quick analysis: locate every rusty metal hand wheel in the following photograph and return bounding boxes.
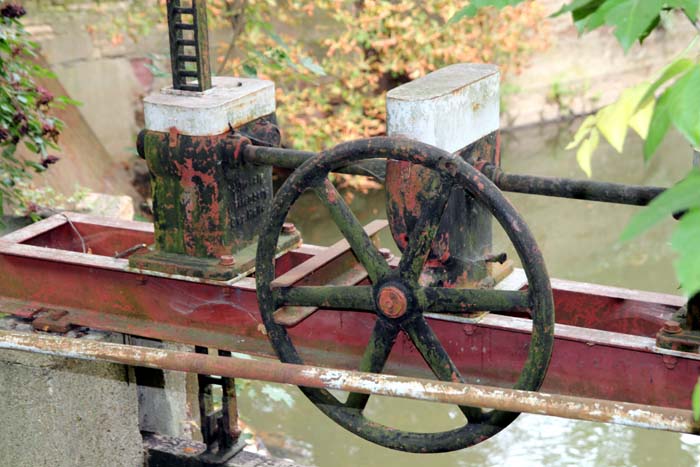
[255,137,554,453]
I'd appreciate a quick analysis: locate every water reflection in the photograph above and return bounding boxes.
[238,123,700,466]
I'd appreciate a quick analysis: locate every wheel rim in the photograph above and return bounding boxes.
[255,136,554,453]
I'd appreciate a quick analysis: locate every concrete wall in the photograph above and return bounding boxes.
[0,320,144,467]
[0,317,192,467]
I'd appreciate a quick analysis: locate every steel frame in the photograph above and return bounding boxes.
[0,212,697,421]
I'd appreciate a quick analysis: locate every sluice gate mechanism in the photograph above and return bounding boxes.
[0,1,698,463]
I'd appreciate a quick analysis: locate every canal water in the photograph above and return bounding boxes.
[237,122,700,466]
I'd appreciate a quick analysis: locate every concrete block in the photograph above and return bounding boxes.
[386,63,499,152]
[144,77,275,136]
[0,319,143,467]
[129,336,191,438]
[76,192,135,220]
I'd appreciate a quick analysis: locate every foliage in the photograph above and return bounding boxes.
[99,1,548,152]
[105,0,548,187]
[0,3,72,218]
[258,1,549,152]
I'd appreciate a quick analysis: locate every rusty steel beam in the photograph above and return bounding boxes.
[0,329,695,435]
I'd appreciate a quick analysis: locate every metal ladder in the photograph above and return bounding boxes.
[166,0,212,92]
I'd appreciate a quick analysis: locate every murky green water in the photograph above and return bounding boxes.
[238,122,700,466]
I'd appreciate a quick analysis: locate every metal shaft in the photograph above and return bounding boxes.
[0,329,694,434]
[242,143,666,206]
[243,145,387,179]
[477,162,664,206]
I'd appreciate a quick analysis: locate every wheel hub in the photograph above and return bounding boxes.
[377,285,408,318]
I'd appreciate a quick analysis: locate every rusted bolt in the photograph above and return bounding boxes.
[219,255,235,266]
[282,222,297,234]
[663,355,678,370]
[377,286,408,319]
[483,252,507,264]
[662,320,682,334]
[379,248,393,260]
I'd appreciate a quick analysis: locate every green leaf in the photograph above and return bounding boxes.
[693,378,700,421]
[242,63,257,77]
[644,89,672,159]
[552,0,603,17]
[668,0,700,21]
[576,127,599,177]
[638,14,661,44]
[299,56,326,76]
[605,0,665,52]
[23,140,37,153]
[575,0,621,32]
[640,58,695,105]
[621,169,700,241]
[666,65,700,148]
[55,96,82,106]
[448,0,526,23]
[671,209,700,295]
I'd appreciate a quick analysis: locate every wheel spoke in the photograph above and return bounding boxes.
[314,178,391,283]
[273,285,375,311]
[421,287,530,313]
[402,315,483,422]
[345,319,400,410]
[398,177,453,283]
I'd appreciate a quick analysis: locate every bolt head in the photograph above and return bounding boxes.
[378,248,393,260]
[377,286,408,318]
[219,255,235,266]
[663,320,682,334]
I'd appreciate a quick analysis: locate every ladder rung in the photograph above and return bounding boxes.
[178,55,198,62]
[176,39,197,47]
[178,84,202,92]
[175,23,195,31]
[178,70,199,77]
[173,7,194,14]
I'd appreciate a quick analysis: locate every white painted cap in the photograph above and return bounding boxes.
[386,63,499,152]
[143,76,275,136]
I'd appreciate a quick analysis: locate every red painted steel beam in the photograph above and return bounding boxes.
[0,214,696,412]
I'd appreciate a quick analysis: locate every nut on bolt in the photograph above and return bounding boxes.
[282,222,297,234]
[219,255,235,266]
[662,320,682,334]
